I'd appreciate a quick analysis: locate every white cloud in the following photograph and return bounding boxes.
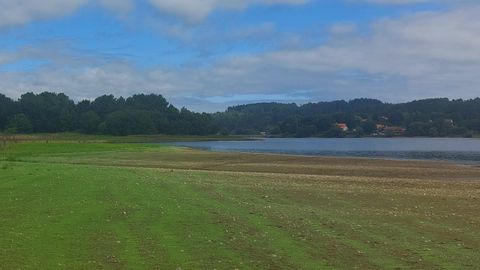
[0,0,88,28]
[148,0,309,22]
[360,0,474,4]
[0,0,308,30]
[98,0,134,14]
[2,4,480,111]
[363,0,430,4]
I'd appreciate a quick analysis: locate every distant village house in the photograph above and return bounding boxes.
[376,124,385,131]
[335,123,349,132]
[383,126,407,135]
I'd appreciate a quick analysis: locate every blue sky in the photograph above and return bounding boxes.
[0,0,478,111]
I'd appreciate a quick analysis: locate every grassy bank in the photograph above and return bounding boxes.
[0,132,249,144]
[1,141,479,269]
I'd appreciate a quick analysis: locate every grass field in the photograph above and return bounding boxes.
[1,141,480,269]
[0,133,249,144]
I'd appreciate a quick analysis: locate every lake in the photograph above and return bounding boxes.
[168,137,480,164]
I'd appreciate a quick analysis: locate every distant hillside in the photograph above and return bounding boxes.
[213,98,480,137]
[1,93,480,137]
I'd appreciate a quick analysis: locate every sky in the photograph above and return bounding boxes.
[0,0,479,112]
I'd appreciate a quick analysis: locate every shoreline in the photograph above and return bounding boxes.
[4,142,479,182]
[165,144,480,167]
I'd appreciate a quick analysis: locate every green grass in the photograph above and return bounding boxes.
[0,132,249,144]
[1,141,480,269]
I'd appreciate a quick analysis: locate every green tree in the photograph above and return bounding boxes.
[18,92,75,132]
[105,110,157,136]
[126,94,169,112]
[6,114,33,134]
[91,95,121,117]
[361,121,377,135]
[79,111,101,134]
[0,94,16,131]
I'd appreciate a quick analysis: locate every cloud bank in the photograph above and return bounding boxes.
[0,0,479,111]
[0,0,308,28]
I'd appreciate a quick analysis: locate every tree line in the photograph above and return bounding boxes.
[214,98,480,137]
[0,92,216,136]
[1,92,480,137]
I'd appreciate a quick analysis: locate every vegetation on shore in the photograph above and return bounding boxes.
[2,92,480,137]
[0,133,248,145]
[217,98,480,137]
[1,139,479,269]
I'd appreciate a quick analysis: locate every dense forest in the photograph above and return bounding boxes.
[0,92,217,136]
[215,98,480,137]
[1,92,480,137]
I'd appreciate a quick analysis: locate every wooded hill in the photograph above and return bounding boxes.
[1,92,480,137]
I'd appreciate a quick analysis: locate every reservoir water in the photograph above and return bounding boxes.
[168,138,480,164]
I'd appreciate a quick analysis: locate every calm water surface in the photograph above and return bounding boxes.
[168,138,480,164]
